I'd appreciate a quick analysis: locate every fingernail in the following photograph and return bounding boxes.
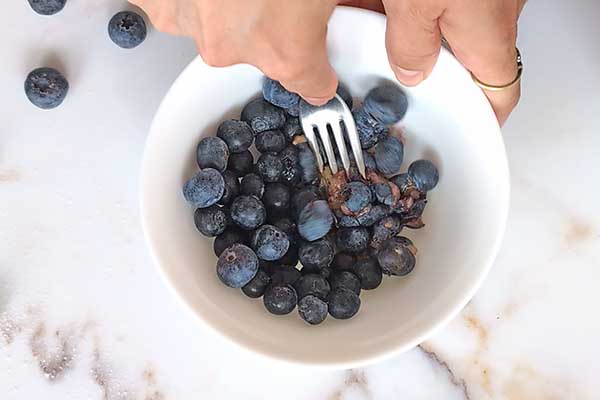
[393,66,424,86]
[303,96,331,106]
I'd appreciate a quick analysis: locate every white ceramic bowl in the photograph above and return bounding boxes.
[141,7,509,368]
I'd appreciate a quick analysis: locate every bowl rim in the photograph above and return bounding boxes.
[140,6,510,369]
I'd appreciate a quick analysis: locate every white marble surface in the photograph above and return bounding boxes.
[1,0,600,398]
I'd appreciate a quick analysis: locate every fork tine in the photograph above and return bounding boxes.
[316,122,338,174]
[330,120,351,176]
[300,119,325,174]
[342,113,367,179]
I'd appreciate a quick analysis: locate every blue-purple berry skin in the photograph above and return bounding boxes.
[263,284,298,315]
[216,244,259,288]
[241,98,286,133]
[197,136,229,172]
[373,135,404,175]
[183,169,224,208]
[230,195,267,230]
[28,0,66,15]
[298,295,328,325]
[251,224,290,261]
[108,11,147,49]
[352,107,387,149]
[217,119,254,153]
[24,67,69,109]
[327,288,360,319]
[262,77,300,110]
[363,84,408,125]
[297,200,334,242]
[408,159,439,192]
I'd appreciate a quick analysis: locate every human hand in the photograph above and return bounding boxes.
[129,0,339,105]
[354,0,526,125]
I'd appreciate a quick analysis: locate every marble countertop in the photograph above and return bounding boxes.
[2,0,599,398]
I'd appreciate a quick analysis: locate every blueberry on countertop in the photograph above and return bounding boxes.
[263,284,298,315]
[298,295,328,325]
[28,0,66,15]
[241,98,286,133]
[216,244,259,288]
[408,159,439,192]
[230,195,267,230]
[217,119,254,153]
[183,168,224,208]
[108,11,147,49]
[363,84,408,125]
[24,67,69,109]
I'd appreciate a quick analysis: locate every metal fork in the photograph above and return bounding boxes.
[299,95,366,179]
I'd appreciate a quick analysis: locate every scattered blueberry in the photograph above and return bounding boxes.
[297,200,334,241]
[255,152,282,183]
[263,284,298,315]
[262,77,300,110]
[256,129,287,153]
[108,11,147,49]
[213,228,247,257]
[336,227,369,254]
[297,295,328,325]
[337,83,353,109]
[363,84,408,125]
[408,159,439,192]
[219,170,240,205]
[263,183,291,213]
[377,237,416,276]
[282,117,302,142]
[373,135,404,175]
[356,204,391,227]
[242,269,271,298]
[230,195,266,230]
[352,107,387,149]
[194,206,227,237]
[227,150,254,177]
[353,256,382,290]
[298,239,334,270]
[27,0,66,15]
[297,143,319,184]
[197,137,229,172]
[251,224,290,261]
[216,244,259,288]
[241,98,286,133]
[342,181,372,213]
[24,67,69,109]
[217,120,254,153]
[240,173,265,198]
[183,169,224,208]
[329,270,361,295]
[328,288,360,319]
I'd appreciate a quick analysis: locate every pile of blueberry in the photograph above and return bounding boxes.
[183,78,439,325]
[24,0,147,109]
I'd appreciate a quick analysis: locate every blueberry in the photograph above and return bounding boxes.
[286,103,300,117]
[263,284,298,315]
[337,212,360,228]
[352,107,387,149]
[342,181,372,213]
[357,204,391,227]
[242,269,271,298]
[297,143,319,184]
[251,225,290,261]
[298,238,334,270]
[197,137,229,172]
[408,160,439,192]
[24,67,69,109]
[297,295,328,325]
[272,217,298,246]
[218,170,240,205]
[263,183,291,213]
[291,186,320,217]
[262,77,300,110]
[391,173,415,194]
[327,288,360,319]
[329,270,361,295]
[297,200,334,242]
[362,151,377,171]
[337,83,353,109]
[400,198,427,227]
[240,173,265,198]
[255,152,282,183]
[371,215,403,249]
[216,243,259,288]
[213,228,247,257]
[363,84,408,125]
[332,253,356,271]
[27,0,66,15]
[279,145,301,186]
[256,129,287,153]
[217,120,254,153]
[353,256,382,290]
[108,11,147,49]
[183,169,224,208]
[282,117,302,142]
[336,227,369,254]
[373,135,404,175]
[230,195,267,230]
[270,265,302,286]
[295,273,331,299]
[227,151,254,177]
[377,237,416,276]
[194,205,227,237]
[241,98,286,133]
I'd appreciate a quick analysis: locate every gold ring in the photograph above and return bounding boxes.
[471,47,523,92]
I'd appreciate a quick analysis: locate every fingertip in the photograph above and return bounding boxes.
[392,65,425,86]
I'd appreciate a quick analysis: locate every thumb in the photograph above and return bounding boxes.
[383,0,443,86]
